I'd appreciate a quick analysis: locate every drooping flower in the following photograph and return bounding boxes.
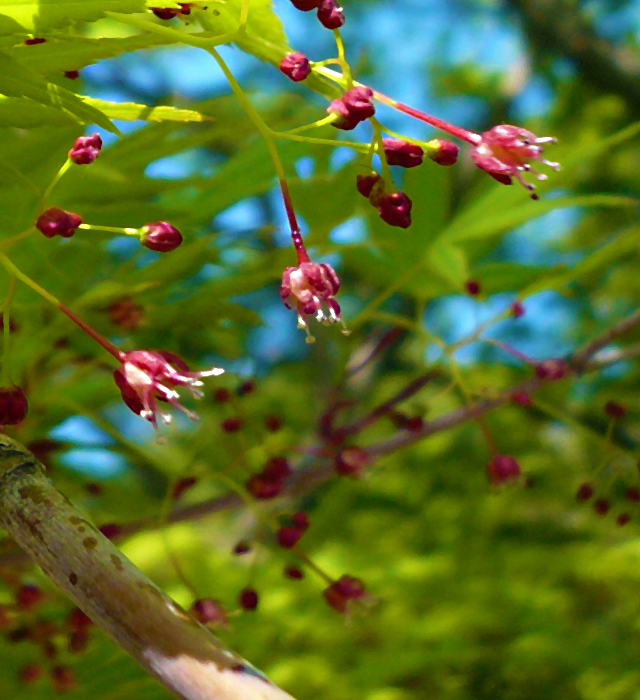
[469,125,559,199]
[113,350,224,430]
[279,261,347,342]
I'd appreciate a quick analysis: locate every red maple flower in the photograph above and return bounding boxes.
[113,350,223,430]
[279,261,347,342]
[469,125,559,199]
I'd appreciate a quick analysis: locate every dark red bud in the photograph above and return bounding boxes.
[140,222,183,252]
[317,0,345,29]
[617,513,631,526]
[69,133,102,165]
[24,37,46,45]
[0,386,28,425]
[382,138,424,168]
[36,207,82,238]
[576,483,594,503]
[356,172,383,199]
[510,300,525,317]
[511,390,532,406]
[279,52,311,82]
[213,388,231,403]
[604,401,626,419]
[329,87,374,130]
[191,598,227,625]
[221,417,243,433]
[246,474,283,500]
[284,566,304,580]
[625,487,640,503]
[428,139,459,166]
[465,279,481,296]
[535,359,570,381]
[107,297,144,330]
[377,191,412,228]
[238,587,259,611]
[67,608,93,632]
[323,575,366,613]
[264,415,282,432]
[291,511,309,530]
[233,541,251,555]
[64,70,80,80]
[276,526,303,549]
[593,498,610,516]
[85,482,102,495]
[15,584,43,611]
[486,455,521,485]
[262,456,292,481]
[151,7,179,19]
[237,379,256,396]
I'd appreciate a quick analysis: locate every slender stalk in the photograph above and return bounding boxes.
[37,160,72,214]
[206,47,309,262]
[1,274,16,386]
[79,224,139,236]
[0,435,297,700]
[0,252,123,361]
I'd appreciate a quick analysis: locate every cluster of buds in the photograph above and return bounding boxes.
[280,260,347,342]
[356,172,413,228]
[36,208,82,238]
[276,511,310,549]
[323,575,366,613]
[246,456,292,499]
[113,350,224,432]
[576,481,635,526]
[289,0,345,29]
[328,87,375,130]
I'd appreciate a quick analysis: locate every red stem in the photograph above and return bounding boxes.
[278,178,309,264]
[374,91,481,146]
[58,303,124,362]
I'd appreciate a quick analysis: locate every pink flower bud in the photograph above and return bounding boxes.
[323,575,366,613]
[36,207,82,238]
[377,191,412,228]
[510,300,525,317]
[383,138,424,168]
[279,52,311,82]
[69,133,102,165]
[276,526,303,549]
[356,172,382,199]
[238,587,259,611]
[486,454,521,485]
[328,87,375,130]
[428,139,459,166]
[139,221,183,252]
[0,386,28,425]
[317,0,345,29]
